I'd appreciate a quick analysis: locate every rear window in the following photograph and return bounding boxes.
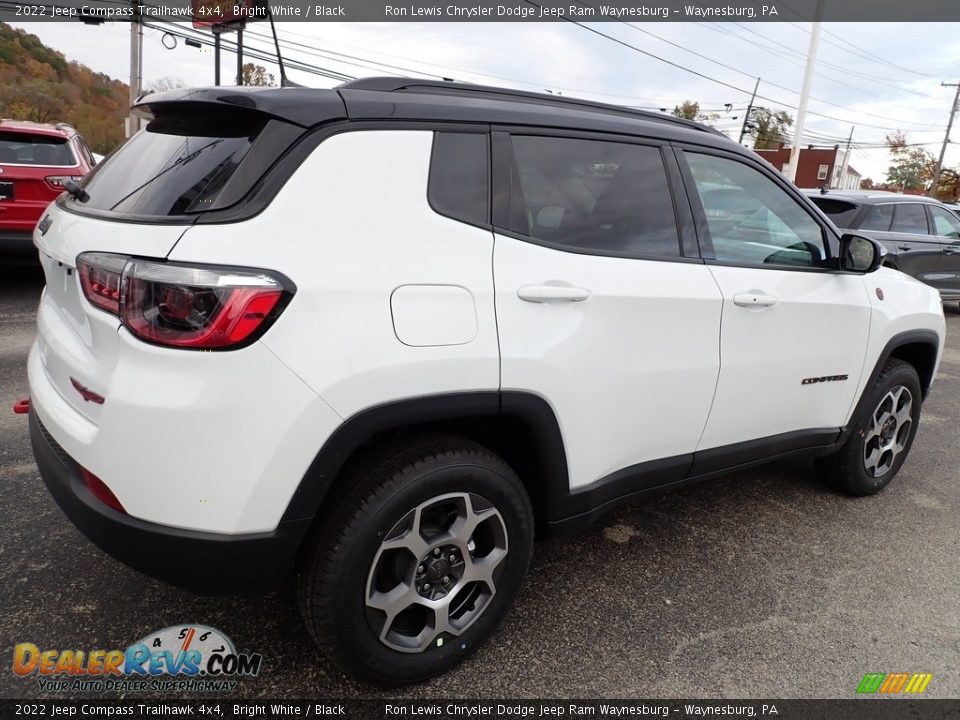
[809,197,859,228]
[76,112,270,217]
[0,133,76,167]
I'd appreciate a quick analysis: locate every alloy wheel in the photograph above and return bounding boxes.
[863,385,913,478]
[364,492,508,653]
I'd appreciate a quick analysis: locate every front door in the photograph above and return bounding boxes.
[677,149,872,464]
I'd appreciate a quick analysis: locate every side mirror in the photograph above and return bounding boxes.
[839,233,886,273]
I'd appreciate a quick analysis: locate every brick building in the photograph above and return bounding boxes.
[754,143,861,190]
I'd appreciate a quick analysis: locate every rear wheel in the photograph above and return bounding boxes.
[297,436,533,684]
[817,358,922,496]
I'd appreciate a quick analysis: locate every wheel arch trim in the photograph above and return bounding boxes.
[844,329,940,437]
[279,391,570,528]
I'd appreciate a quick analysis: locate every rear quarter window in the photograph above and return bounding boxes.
[428,132,489,227]
[0,132,76,167]
[809,197,860,228]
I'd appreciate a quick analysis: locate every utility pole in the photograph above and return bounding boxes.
[236,27,244,86]
[126,2,143,138]
[739,77,760,146]
[214,29,221,86]
[786,0,824,184]
[929,81,960,198]
[837,126,854,189]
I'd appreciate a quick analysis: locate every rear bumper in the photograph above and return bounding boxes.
[30,410,312,594]
[0,231,38,263]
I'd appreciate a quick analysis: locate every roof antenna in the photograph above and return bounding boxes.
[266,6,301,88]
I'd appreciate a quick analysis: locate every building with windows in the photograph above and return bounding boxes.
[754,143,861,190]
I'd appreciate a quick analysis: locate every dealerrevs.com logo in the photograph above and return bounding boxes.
[13,624,262,693]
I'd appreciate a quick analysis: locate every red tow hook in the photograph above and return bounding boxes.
[12,398,30,415]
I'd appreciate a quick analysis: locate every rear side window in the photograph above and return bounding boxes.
[891,204,929,234]
[809,197,859,228]
[0,133,76,167]
[74,110,298,218]
[507,135,680,258]
[859,204,894,231]
[428,132,489,226]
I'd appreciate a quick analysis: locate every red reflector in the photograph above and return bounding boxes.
[70,377,105,405]
[12,398,30,414]
[80,467,126,514]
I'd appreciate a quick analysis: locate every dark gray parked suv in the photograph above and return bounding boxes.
[808,190,960,302]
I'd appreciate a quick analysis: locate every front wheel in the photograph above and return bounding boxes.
[817,358,922,496]
[297,436,533,684]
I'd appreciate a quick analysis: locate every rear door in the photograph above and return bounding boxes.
[884,202,945,286]
[676,147,871,463]
[926,204,960,298]
[492,130,723,492]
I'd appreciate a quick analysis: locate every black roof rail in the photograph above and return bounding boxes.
[338,77,724,136]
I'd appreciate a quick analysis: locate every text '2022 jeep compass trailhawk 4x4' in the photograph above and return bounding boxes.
[25,79,945,684]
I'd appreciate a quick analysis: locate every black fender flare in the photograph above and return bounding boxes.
[279,391,569,529]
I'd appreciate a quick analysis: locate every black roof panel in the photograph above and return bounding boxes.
[133,78,740,152]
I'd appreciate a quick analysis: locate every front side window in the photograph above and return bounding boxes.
[507,135,680,258]
[890,204,929,234]
[929,206,960,239]
[685,152,826,268]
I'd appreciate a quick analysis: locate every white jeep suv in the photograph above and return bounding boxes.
[26,78,945,684]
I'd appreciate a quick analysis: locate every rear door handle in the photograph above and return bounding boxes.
[733,292,778,309]
[943,247,958,254]
[518,285,591,303]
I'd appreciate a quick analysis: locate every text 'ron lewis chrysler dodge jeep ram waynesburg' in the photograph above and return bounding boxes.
[22,79,945,684]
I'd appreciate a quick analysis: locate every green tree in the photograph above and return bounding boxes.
[747,107,794,149]
[885,131,933,192]
[671,100,719,122]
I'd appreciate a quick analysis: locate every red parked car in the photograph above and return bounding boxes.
[0,120,97,263]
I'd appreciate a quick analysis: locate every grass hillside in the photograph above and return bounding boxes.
[0,23,128,154]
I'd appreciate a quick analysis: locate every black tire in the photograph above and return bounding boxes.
[817,358,922,496]
[296,435,533,685]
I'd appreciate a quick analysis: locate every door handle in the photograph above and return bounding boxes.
[898,245,912,251]
[943,247,958,254]
[733,292,779,309]
[517,285,591,303]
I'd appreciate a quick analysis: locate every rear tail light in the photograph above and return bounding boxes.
[80,467,126,514]
[76,252,293,350]
[45,175,82,191]
[77,253,125,315]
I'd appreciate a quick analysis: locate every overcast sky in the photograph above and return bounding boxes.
[10,19,960,180]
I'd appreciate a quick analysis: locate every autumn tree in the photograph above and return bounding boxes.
[746,107,794,150]
[0,22,128,154]
[241,63,275,87]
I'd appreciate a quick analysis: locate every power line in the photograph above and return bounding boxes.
[614,21,939,128]
[539,11,940,133]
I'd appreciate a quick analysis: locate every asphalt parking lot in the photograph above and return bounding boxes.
[1,267,958,700]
